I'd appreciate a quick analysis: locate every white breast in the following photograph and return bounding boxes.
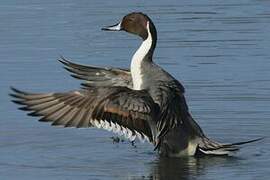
[131,22,152,90]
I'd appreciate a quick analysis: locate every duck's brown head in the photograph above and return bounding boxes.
[102,12,156,40]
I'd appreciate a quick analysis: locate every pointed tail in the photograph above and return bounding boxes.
[197,137,264,156]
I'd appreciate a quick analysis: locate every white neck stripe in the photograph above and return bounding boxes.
[130,21,152,90]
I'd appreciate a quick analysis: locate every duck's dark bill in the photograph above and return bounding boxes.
[101,22,122,31]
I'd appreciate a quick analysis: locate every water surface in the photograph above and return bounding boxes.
[1,0,270,179]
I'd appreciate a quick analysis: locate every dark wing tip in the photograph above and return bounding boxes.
[19,107,30,111]
[58,56,85,68]
[9,86,29,101]
[63,66,72,72]
[10,86,26,95]
[10,86,37,98]
[11,100,24,105]
[58,56,70,66]
[9,93,21,99]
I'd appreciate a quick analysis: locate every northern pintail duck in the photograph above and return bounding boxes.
[10,12,262,157]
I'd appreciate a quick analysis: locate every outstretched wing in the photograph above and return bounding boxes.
[59,57,133,88]
[10,86,158,142]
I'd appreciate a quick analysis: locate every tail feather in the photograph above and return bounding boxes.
[226,137,264,146]
[197,137,264,156]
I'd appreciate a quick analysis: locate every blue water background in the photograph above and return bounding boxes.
[0,0,270,179]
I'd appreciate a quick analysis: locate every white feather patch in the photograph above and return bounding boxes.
[109,122,115,131]
[93,120,101,128]
[130,21,152,90]
[102,120,110,130]
[92,119,150,143]
[99,120,105,127]
[130,135,136,142]
[135,131,144,142]
[125,128,133,139]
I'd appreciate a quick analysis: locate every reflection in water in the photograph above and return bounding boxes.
[132,156,238,180]
[150,157,201,180]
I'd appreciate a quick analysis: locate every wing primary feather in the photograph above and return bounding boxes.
[63,97,89,127]
[40,104,71,122]
[11,86,156,144]
[49,106,73,124]
[71,98,90,127]
[76,100,94,127]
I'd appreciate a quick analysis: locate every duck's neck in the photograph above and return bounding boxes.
[131,22,157,90]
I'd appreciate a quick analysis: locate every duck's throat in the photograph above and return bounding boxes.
[131,22,153,90]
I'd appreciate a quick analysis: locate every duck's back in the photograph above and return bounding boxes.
[139,62,205,146]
